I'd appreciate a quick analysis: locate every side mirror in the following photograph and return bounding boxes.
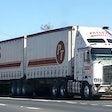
[84,51,90,62]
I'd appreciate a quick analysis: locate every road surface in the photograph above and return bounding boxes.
[0,97,112,112]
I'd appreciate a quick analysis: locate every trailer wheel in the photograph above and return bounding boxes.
[22,86,26,96]
[16,81,22,96]
[22,81,27,96]
[22,81,34,96]
[51,80,59,98]
[81,82,92,99]
[11,86,15,96]
[11,81,17,96]
[60,81,67,98]
[17,86,21,96]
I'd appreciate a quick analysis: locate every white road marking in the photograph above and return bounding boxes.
[20,106,40,110]
[0,103,6,106]
[0,97,29,101]
[26,106,40,110]
[56,100,66,103]
[80,103,88,105]
[90,104,99,106]
[32,99,52,102]
[103,105,112,107]
[66,101,77,104]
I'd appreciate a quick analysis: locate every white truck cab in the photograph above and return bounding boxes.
[73,26,112,98]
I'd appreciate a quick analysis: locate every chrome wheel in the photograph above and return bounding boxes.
[81,83,91,99]
[84,85,90,98]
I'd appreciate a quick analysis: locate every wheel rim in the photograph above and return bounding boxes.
[17,87,20,95]
[52,86,58,96]
[17,87,21,95]
[60,86,66,97]
[11,87,14,95]
[22,86,26,95]
[84,85,90,98]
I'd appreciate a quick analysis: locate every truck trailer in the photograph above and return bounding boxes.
[0,26,112,99]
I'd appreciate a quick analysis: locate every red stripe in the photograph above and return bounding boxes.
[0,61,21,69]
[28,58,57,67]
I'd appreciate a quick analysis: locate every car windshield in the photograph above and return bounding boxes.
[91,48,112,61]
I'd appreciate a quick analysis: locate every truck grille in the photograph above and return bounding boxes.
[103,65,112,84]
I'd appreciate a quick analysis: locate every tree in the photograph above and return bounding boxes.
[40,23,53,31]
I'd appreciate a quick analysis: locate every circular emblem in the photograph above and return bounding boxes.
[56,41,65,64]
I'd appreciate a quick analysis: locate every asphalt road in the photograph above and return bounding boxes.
[0,97,112,112]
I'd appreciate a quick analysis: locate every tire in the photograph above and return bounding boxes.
[59,81,67,98]
[51,80,59,98]
[22,80,33,96]
[22,81,27,96]
[81,82,92,99]
[22,85,26,96]
[16,81,22,96]
[11,81,17,96]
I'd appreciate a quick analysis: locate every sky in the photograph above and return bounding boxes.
[0,0,112,41]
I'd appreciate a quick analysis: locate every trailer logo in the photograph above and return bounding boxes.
[56,41,65,64]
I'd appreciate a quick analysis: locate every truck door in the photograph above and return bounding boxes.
[83,50,91,81]
[76,50,84,80]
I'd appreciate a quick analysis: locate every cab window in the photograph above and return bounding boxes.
[87,39,105,43]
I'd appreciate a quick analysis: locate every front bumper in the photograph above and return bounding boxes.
[92,84,112,95]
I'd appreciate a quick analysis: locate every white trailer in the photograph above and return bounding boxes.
[0,37,27,95]
[0,26,112,99]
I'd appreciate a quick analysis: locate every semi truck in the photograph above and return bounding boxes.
[0,26,112,99]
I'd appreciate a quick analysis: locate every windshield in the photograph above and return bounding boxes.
[107,39,112,43]
[91,48,112,61]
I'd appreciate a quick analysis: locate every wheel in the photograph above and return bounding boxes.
[51,80,59,98]
[11,81,17,96]
[11,86,15,96]
[81,82,92,99]
[17,86,21,96]
[22,81,27,96]
[22,80,33,96]
[22,85,26,96]
[60,81,67,98]
[16,81,22,96]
